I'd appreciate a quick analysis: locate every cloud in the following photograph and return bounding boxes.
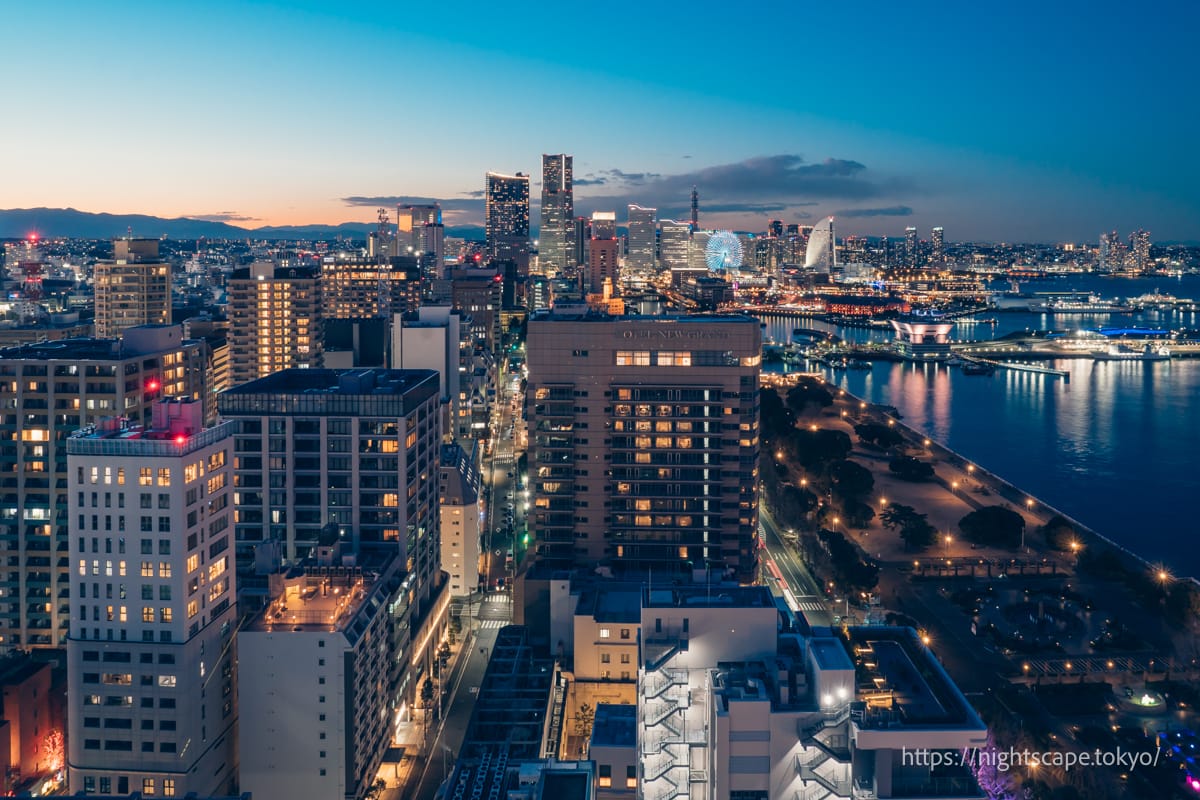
[188,211,259,223]
[573,176,608,187]
[833,205,914,218]
[573,154,912,223]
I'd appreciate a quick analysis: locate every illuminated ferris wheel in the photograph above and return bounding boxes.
[704,230,743,272]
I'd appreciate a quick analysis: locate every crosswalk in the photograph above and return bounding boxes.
[797,601,827,612]
[479,619,509,629]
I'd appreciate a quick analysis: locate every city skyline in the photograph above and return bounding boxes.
[3,1,1198,241]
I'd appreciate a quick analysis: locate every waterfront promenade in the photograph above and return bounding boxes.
[763,373,1199,693]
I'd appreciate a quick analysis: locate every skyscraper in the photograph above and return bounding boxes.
[94,239,170,338]
[66,398,237,797]
[0,326,209,651]
[485,172,530,273]
[690,186,699,230]
[1099,231,1125,272]
[931,226,945,267]
[218,368,443,609]
[1130,229,1151,274]
[539,154,573,274]
[626,205,657,272]
[658,220,691,270]
[804,217,837,273]
[904,226,920,269]
[525,309,762,582]
[587,212,619,295]
[227,262,323,385]
[397,203,444,279]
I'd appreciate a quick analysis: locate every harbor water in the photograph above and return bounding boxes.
[761,275,1200,577]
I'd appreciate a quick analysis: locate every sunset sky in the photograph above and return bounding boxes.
[4,0,1198,240]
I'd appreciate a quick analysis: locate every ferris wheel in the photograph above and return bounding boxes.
[704,230,743,273]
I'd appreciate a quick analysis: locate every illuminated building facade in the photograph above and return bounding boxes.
[66,399,237,798]
[319,254,421,319]
[539,155,574,274]
[94,239,170,338]
[227,262,322,386]
[485,172,530,273]
[0,326,208,651]
[525,309,762,582]
[626,205,657,272]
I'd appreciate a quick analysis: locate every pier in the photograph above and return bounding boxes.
[959,354,1071,380]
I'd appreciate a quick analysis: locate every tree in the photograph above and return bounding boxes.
[363,779,387,800]
[787,428,852,470]
[854,422,904,449]
[888,456,935,481]
[842,500,876,529]
[785,380,833,414]
[881,504,936,550]
[959,506,1025,549]
[421,676,435,709]
[777,484,818,524]
[830,460,874,500]
[759,388,795,440]
[1039,515,1075,550]
[573,702,596,742]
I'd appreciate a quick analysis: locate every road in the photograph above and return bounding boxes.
[481,359,527,595]
[404,624,502,800]
[759,504,835,627]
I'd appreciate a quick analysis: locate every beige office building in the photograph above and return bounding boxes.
[525,309,761,583]
[94,239,171,338]
[227,262,322,386]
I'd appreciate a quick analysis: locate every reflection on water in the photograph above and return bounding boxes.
[760,280,1200,576]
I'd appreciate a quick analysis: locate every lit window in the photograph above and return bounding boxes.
[599,628,610,639]
[157,468,171,487]
[143,778,155,795]
[139,468,153,487]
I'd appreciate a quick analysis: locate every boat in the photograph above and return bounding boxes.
[847,359,872,370]
[961,362,996,376]
[1092,344,1171,362]
[1029,293,1131,313]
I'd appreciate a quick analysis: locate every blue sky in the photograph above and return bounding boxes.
[4,0,1197,240]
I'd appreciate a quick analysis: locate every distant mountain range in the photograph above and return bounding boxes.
[0,208,484,241]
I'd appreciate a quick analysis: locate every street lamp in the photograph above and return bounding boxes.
[951,480,959,491]
[943,533,953,555]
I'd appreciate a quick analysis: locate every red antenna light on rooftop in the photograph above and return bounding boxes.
[28,232,39,243]
[174,434,187,446]
[146,378,161,392]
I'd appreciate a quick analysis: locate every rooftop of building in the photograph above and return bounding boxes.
[220,368,440,415]
[810,634,855,672]
[0,654,49,687]
[0,324,193,361]
[643,585,774,609]
[529,307,758,324]
[575,585,641,624]
[846,626,986,731]
[589,703,637,749]
[244,545,406,642]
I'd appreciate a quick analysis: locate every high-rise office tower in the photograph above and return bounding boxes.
[397,204,444,279]
[804,217,836,274]
[525,309,762,582]
[768,219,784,238]
[658,220,691,271]
[539,155,574,275]
[587,212,620,295]
[1099,231,1123,272]
[690,186,699,230]
[94,239,171,338]
[227,261,323,386]
[904,226,920,269]
[66,398,236,798]
[485,172,530,273]
[218,368,442,610]
[931,226,945,267]
[0,326,209,651]
[571,216,589,271]
[320,254,421,319]
[1130,229,1151,274]
[626,205,657,272]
